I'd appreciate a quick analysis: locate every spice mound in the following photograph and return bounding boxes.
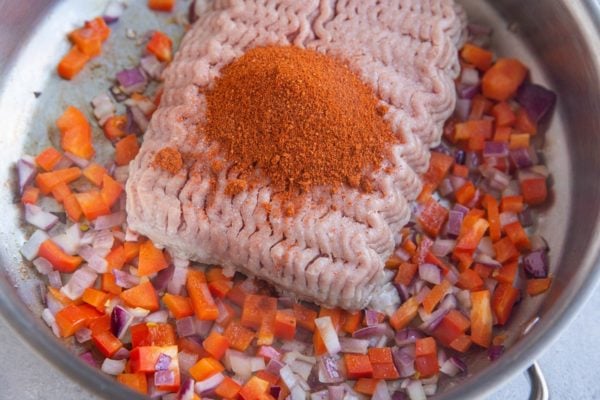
[204,45,398,193]
[153,146,183,174]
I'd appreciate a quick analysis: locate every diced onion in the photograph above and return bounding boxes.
[195,372,224,394]
[101,358,126,375]
[61,267,97,300]
[25,204,59,231]
[406,380,426,400]
[314,316,341,355]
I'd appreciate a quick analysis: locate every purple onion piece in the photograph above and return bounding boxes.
[392,391,409,400]
[516,83,557,122]
[483,141,509,158]
[510,147,535,169]
[116,67,147,94]
[455,99,471,121]
[454,149,466,165]
[353,323,394,339]
[465,151,480,170]
[488,345,505,361]
[265,358,285,376]
[395,328,425,347]
[152,264,174,293]
[94,211,126,230]
[446,210,464,238]
[17,158,37,194]
[155,353,172,371]
[176,316,197,337]
[393,347,416,378]
[113,269,140,289]
[112,347,130,360]
[318,355,344,384]
[270,386,281,399]
[25,204,59,231]
[79,351,98,368]
[519,207,534,227]
[188,0,198,23]
[395,283,410,302]
[177,377,195,400]
[450,356,467,373]
[110,305,132,339]
[364,309,381,326]
[258,345,281,361]
[339,337,369,354]
[457,83,480,99]
[129,105,149,132]
[419,263,441,285]
[154,370,175,386]
[523,250,549,278]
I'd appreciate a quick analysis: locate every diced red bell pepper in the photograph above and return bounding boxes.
[417,198,449,237]
[481,58,528,101]
[75,191,110,220]
[202,331,230,360]
[274,309,296,341]
[137,240,168,276]
[38,239,83,273]
[117,373,148,395]
[520,177,548,205]
[422,151,454,189]
[432,309,471,346]
[120,281,159,311]
[461,43,493,71]
[390,296,419,330]
[146,31,173,62]
[223,320,255,352]
[92,330,123,357]
[293,303,317,332]
[187,269,218,320]
[415,337,439,378]
[526,277,553,296]
[470,290,493,348]
[241,294,277,330]
[35,147,63,171]
[492,283,520,325]
[344,354,373,379]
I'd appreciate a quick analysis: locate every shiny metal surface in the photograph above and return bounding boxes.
[0,1,599,399]
[527,363,549,400]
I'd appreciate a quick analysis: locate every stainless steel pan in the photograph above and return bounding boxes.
[1,0,599,399]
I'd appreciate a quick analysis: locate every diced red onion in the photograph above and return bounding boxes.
[488,345,505,361]
[125,95,157,116]
[265,358,285,376]
[116,67,147,94]
[315,317,341,355]
[372,380,392,400]
[517,168,545,183]
[176,317,197,337]
[431,239,455,257]
[516,83,557,122]
[258,345,282,361]
[415,286,431,304]
[53,156,74,170]
[129,105,149,132]
[483,141,509,158]
[154,353,172,371]
[225,349,253,378]
[92,229,114,253]
[167,266,188,295]
[101,358,126,375]
[406,380,426,400]
[473,253,502,268]
[146,310,169,324]
[310,390,329,400]
[112,347,130,360]
[91,92,115,125]
[195,372,224,394]
[488,169,511,192]
[155,370,176,386]
[113,165,130,184]
[110,305,133,339]
[446,210,464,238]
[530,235,549,252]
[103,0,126,24]
[450,175,467,192]
[419,263,441,285]
[457,83,480,99]
[419,307,449,333]
[47,270,62,289]
[519,207,534,227]
[113,269,140,289]
[176,377,195,400]
[290,359,313,381]
[484,278,498,295]
[364,309,381,326]
[394,247,411,262]
[124,228,139,242]
[392,391,409,400]
[75,327,92,343]
[25,204,59,231]
[523,250,549,278]
[63,151,90,168]
[438,178,454,198]
[94,211,126,230]
[423,383,438,396]
[194,319,213,337]
[317,355,344,384]
[510,147,534,169]
[460,67,480,86]
[79,351,98,368]
[17,158,37,193]
[395,329,425,347]
[279,364,298,391]
[177,353,198,378]
[140,55,165,80]
[52,224,81,255]
[499,212,519,228]
[468,22,493,37]
[477,236,495,257]
[33,257,53,275]
[454,99,471,121]
[61,267,97,300]
[41,308,60,336]
[393,347,416,378]
[339,337,369,354]
[152,264,174,293]
[87,254,108,273]
[353,323,394,339]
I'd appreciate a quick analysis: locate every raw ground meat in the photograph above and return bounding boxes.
[126,0,466,310]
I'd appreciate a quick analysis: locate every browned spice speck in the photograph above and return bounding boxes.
[153,147,183,174]
[204,45,397,195]
[224,179,247,196]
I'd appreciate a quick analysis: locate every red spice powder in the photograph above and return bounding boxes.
[204,45,398,194]
[153,147,183,174]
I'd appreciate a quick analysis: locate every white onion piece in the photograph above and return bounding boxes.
[499,212,519,227]
[21,229,49,261]
[94,211,126,230]
[87,254,108,273]
[225,349,253,378]
[310,390,329,400]
[92,229,114,254]
[339,337,369,354]
[372,380,392,400]
[38,196,63,213]
[315,316,341,355]
[407,380,426,400]
[91,92,115,125]
[61,267,97,300]
[47,270,62,289]
[25,204,59,230]
[419,263,441,285]
[195,373,224,394]
[103,0,126,22]
[41,308,60,337]
[290,385,306,400]
[178,352,198,374]
[289,359,312,381]
[145,310,169,323]
[17,158,37,193]
[431,239,456,257]
[64,151,90,168]
[423,384,438,396]
[101,358,126,375]
[477,236,495,257]
[75,328,93,343]
[33,257,53,275]
[440,359,461,377]
[51,224,82,255]
[249,356,266,373]
[167,266,188,295]
[279,365,298,391]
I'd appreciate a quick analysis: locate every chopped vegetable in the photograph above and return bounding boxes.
[146,31,173,62]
